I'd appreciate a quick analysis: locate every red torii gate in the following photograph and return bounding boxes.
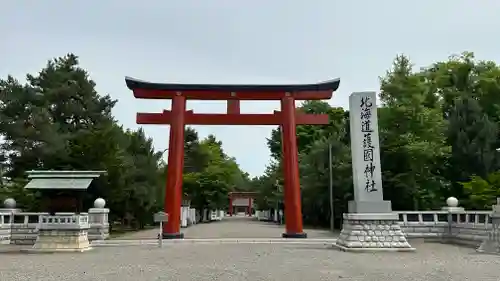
[126,77,340,239]
[228,191,257,216]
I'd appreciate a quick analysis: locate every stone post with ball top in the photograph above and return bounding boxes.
[88,198,110,241]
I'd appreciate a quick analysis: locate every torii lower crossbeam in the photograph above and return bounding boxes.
[137,111,329,125]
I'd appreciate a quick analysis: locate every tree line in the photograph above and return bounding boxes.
[0,54,250,229]
[3,51,500,231]
[252,52,500,228]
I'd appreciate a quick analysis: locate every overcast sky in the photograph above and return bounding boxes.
[1,1,499,177]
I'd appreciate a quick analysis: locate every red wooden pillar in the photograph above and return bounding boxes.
[229,194,233,216]
[280,125,286,221]
[281,95,307,238]
[163,94,186,239]
[248,197,252,216]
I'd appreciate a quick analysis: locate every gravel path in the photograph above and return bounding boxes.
[117,216,338,240]
[1,241,499,281]
[2,216,498,280]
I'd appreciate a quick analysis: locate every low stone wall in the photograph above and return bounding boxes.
[396,211,491,247]
[0,211,110,245]
[1,207,203,244]
[255,208,492,248]
[10,213,44,245]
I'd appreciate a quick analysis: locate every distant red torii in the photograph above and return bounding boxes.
[228,191,257,217]
[126,76,340,239]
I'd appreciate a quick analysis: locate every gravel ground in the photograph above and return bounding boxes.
[1,241,499,281]
[117,216,337,240]
[2,217,498,280]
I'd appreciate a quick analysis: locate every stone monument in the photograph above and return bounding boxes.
[477,198,500,254]
[22,170,105,253]
[333,92,414,252]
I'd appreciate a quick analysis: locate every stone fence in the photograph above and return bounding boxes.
[257,197,495,248]
[0,209,110,245]
[396,210,491,247]
[0,206,225,245]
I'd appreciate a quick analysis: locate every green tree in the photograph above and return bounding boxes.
[378,55,450,210]
[461,172,500,209]
[267,101,346,160]
[183,134,247,219]
[425,52,500,200]
[256,51,500,227]
[259,101,351,227]
[252,161,282,211]
[0,54,163,229]
[299,135,352,227]
[448,98,497,189]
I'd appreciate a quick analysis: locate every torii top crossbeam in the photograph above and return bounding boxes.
[125,77,340,100]
[126,77,340,126]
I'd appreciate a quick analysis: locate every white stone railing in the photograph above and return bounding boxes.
[396,210,492,246]
[10,212,47,245]
[255,206,493,247]
[0,206,202,244]
[39,213,89,229]
[0,210,109,245]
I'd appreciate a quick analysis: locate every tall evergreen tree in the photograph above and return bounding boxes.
[448,97,498,194]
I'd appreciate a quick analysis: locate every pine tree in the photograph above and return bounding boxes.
[448,97,498,189]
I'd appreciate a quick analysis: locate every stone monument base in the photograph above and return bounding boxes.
[348,200,392,213]
[333,213,415,252]
[23,229,92,253]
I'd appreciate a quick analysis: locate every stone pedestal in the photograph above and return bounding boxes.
[0,208,21,214]
[333,213,415,252]
[477,200,500,254]
[88,208,110,240]
[0,207,18,245]
[23,213,92,253]
[348,200,392,213]
[441,206,465,213]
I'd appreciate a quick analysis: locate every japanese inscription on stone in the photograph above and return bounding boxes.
[349,92,384,202]
[360,96,377,193]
